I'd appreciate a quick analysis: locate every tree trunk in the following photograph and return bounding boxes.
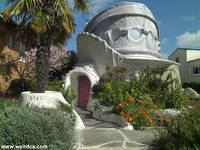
[34,32,51,93]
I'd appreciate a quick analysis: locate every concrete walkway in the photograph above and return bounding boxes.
[75,128,158,150]
[74,108,159,150]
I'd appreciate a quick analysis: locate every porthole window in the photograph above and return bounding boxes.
[129,28,141,40]
[110,28,121,41]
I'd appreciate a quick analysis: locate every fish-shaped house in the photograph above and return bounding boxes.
[65,2,180,109]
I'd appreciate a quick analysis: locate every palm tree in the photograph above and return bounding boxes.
[3,0,89,92]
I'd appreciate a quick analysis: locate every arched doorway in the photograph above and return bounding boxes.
[78,75,91,108]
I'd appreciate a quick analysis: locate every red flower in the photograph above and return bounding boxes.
[128,97,135,102]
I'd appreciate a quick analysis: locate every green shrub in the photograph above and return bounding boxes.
[157,107,200,149]
[8,79,35,98]
[92,66,129,107]
[47,81,76,110]
[60,86,76,108]
[0,107,75,150]
[0,98,19,109]
[129,68,187,109]
[92,66,187,129]
[93,66,187,110]
[47,81,64,91]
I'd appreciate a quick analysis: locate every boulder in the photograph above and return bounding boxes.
[92,111,133,130]
[184,87,200,99]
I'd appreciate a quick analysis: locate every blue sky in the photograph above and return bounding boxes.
[1,0,200,58]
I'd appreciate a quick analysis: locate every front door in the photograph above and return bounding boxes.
[78,75,91,108]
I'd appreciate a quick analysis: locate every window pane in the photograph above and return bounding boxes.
[193,67,199,74]
[8,35,15,48]
[199,67,200,74]
[19,42,26,56]
[111,28,121,41]
[130,28,141,40]
[175,57,180,63]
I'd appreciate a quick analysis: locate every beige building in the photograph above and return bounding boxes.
[169,48,200,83]
[0,16,27,92]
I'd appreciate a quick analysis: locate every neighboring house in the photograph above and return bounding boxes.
[168,48,200,83]
[0,16,26,93]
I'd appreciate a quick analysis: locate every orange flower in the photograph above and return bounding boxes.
[128,97,135,102]
[128,116,134,122]
[152,105,158,109]
[147,118,154,125]
[146,110,150,114]
[138,108,143,113]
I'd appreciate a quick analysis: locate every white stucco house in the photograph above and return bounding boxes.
[65,2,180,109]
[169,48,200,83]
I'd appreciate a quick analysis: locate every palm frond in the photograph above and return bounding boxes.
[54,0,72,15]
[4,0,42,17]
[74,0,89,12]
[31,11,52,33]
[62,15,75,33]
[53,0,75,33]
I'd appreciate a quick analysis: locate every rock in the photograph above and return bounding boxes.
[161,109,182,117]
[21,91,68,109]
[122,123,134,130]
[92,111,133,130]
[184,87,200,99]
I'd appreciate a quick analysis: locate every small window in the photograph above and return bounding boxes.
[110,28,121,41]
[19,42,26,63]
[8,34,15,48]
[129,28,142,40]
[175,57,180,63]
[192,66,200,75]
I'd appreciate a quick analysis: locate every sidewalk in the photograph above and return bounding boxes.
[75,128,158,150]
[74,108,159,149]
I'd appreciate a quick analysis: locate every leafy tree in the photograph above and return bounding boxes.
[49,50,77,81]
[3,0,88,92]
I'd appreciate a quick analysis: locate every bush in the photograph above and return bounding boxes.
[7,79,35,98]
[92,66,187,129]
[157,106,200,149]
[0,98,19,110]
[92,66,128,107]
[47,81,64,91]
[47,81,76,109]
[116,96,159,129]
[0,107,75,149]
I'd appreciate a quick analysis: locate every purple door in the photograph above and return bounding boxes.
[78,76,91,108]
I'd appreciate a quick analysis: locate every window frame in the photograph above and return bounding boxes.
[8,34,15,48]
[192,66,200,75]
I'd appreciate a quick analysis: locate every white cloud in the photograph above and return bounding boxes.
[160,52,169,59]
[89,0,119,15]
[176,30,200,48]
[181,16,198,21]
[161,38,168,44]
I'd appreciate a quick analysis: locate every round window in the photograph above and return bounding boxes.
[129,28,141,40]
[111,28,121,41]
